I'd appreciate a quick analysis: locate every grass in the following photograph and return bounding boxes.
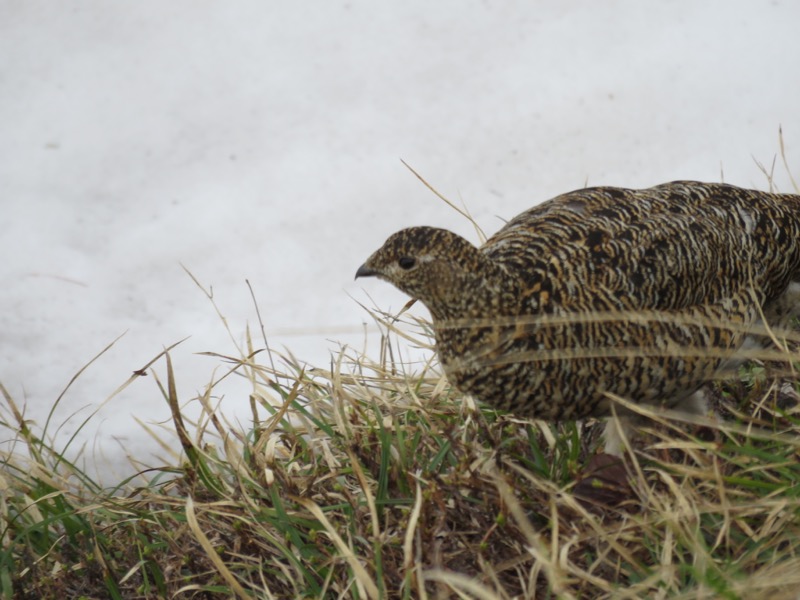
[3,135,800,599]
[3,300,800,599]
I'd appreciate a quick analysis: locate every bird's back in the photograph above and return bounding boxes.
[482,181,800,314]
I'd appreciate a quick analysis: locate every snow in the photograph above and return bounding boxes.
[2,0,799,480]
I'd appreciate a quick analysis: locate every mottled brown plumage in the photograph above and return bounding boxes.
[356,181,800,429]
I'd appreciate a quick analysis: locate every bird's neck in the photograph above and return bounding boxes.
[427,261,521,323]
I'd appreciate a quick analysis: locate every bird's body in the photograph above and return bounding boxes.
[356,181,800,425]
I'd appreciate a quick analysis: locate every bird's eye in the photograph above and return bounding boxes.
[398,256,416,270]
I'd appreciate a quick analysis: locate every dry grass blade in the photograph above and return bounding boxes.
[491,469,575,599]
[293,496,381,600]
[185,495,251,600]
[402,480,424,590]
[400,158,487,243]
[778,126,799,193]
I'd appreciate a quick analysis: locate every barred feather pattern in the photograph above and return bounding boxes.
[357,181,800,420]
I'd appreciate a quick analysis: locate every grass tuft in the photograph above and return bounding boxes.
[2,302,800,599]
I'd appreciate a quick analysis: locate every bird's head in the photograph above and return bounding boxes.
[356,226,494,320]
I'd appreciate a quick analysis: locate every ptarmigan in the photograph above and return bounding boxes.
[356,181,800,453]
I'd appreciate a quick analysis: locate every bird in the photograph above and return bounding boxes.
[355,181,800,453]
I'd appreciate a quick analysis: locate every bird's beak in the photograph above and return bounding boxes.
[355,263,379,279]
